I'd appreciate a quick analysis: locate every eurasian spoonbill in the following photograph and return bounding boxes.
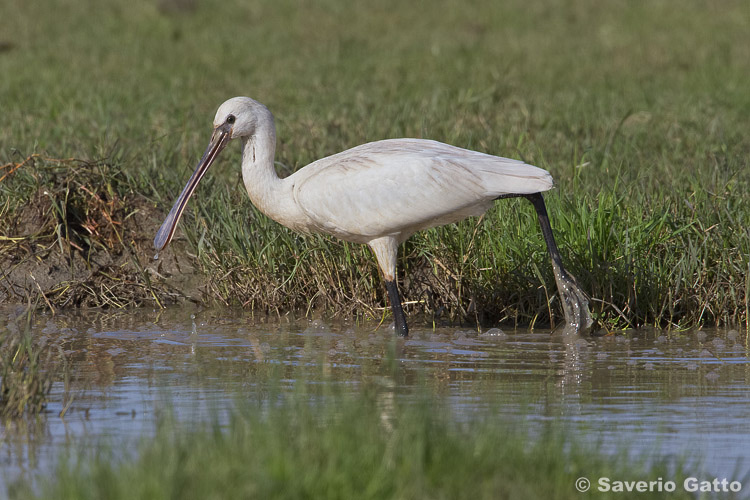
[154,97,592,336]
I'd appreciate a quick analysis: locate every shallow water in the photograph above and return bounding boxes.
[2,306,749,492]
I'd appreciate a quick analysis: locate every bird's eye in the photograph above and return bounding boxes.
[226,115,236,124]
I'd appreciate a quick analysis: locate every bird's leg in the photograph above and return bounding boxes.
[523,192,593,335]
[369,236,409,336]
[385,279,409,337]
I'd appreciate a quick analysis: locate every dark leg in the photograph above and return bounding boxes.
[523,193,566,270]
[385,279,409,337]
[523,193,593,335]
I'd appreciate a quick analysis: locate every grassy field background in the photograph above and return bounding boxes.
[1,0,749,330]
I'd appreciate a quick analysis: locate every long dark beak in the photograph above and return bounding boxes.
[154,123,232,252]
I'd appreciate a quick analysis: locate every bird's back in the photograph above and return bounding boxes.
[292,139,553,243]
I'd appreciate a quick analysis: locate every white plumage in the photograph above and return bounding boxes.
[155,97,592,336]
[293,139,553,242]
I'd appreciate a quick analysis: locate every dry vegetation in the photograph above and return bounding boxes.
[0,155,199,309]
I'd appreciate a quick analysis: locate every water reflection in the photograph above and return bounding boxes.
[1,305,749,490]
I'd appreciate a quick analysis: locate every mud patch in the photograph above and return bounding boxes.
[0,155,204,308]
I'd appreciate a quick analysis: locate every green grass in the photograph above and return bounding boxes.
[1,0,748,329]
[0,305,64,419]
[8,388,697,500]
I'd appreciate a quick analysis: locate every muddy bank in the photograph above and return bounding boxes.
[0,156,203,308]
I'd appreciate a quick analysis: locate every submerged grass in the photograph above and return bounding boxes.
[1,0,749,329]
[0,306,64,419]
[9,388,695,500]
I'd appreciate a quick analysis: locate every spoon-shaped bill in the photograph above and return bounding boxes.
[153,126,231,252]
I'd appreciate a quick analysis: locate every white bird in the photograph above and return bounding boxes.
[155,97,592,336]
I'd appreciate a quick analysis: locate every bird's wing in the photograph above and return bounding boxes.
[292,139,553,242]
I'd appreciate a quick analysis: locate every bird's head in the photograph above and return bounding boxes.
[213,96,273,139]
[153,96,272,253]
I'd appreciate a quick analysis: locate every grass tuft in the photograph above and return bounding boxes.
[0,306,64,419]
[0,155,180,308]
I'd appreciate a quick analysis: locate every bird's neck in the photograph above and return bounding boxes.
[240,129,302,230]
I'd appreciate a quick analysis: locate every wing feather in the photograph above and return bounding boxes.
[293,139,552,243]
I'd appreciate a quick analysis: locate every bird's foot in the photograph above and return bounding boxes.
[395,320,409,337]
[550,260,593,336]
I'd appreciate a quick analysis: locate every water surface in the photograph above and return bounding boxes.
[2,306,749,491]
